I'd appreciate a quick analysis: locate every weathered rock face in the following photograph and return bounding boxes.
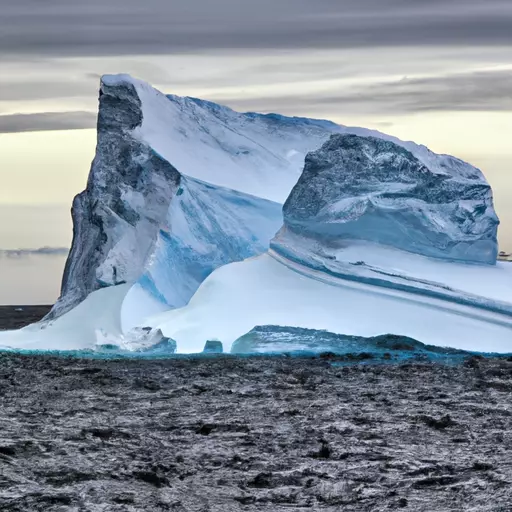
[278,134,499,265]
[51,80,182,318]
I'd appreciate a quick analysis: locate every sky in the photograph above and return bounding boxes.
[0,0,511,302]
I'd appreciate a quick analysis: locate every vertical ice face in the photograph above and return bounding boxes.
[276,134,499,265]
[136,176,282,311]
[51,79,183,318]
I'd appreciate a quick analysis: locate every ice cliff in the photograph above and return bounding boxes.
[53,78,181,318]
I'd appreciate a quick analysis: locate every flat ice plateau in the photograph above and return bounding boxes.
[0,74,510,355]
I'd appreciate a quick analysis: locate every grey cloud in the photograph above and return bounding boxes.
[3,67,508,134]
[0,112,96,134]
[1,68,510,135]
[217,69,512,116]
[369,70,512,113]
[1,0,511,57]
[0,247,69,258]
[0,78,97,102]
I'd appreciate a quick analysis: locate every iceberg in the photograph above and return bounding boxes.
[0,75,510,355]
[54,74,501,323]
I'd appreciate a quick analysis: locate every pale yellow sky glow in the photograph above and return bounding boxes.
[0,130,95,206]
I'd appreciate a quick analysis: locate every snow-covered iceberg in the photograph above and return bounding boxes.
[1,74,510,355]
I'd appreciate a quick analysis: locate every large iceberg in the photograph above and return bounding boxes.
[0,74,510,355]
[52,74,501,322]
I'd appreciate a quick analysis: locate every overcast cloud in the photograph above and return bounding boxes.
[0,0,511,127]
[1,1,512,56]
[0,112,96,134]
[221,68,512,115]
[3,66,511,132]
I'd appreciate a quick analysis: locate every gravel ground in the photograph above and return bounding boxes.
[0,353,510,511]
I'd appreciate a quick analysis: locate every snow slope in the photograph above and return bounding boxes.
[0,285,129,351]
[271,233,512,314]
[117,74,341,203]
[146,254,512,354]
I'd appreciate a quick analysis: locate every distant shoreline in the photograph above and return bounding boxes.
[0,305,51,330]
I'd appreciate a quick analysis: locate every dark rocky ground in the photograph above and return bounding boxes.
[0,351,510,511]
[0,305,51,330]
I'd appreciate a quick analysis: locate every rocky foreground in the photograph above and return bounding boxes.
[0,353,510,511]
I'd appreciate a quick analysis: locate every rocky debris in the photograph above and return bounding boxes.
[0,354,510,511]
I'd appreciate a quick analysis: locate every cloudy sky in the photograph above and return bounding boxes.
[1,0,511,301]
